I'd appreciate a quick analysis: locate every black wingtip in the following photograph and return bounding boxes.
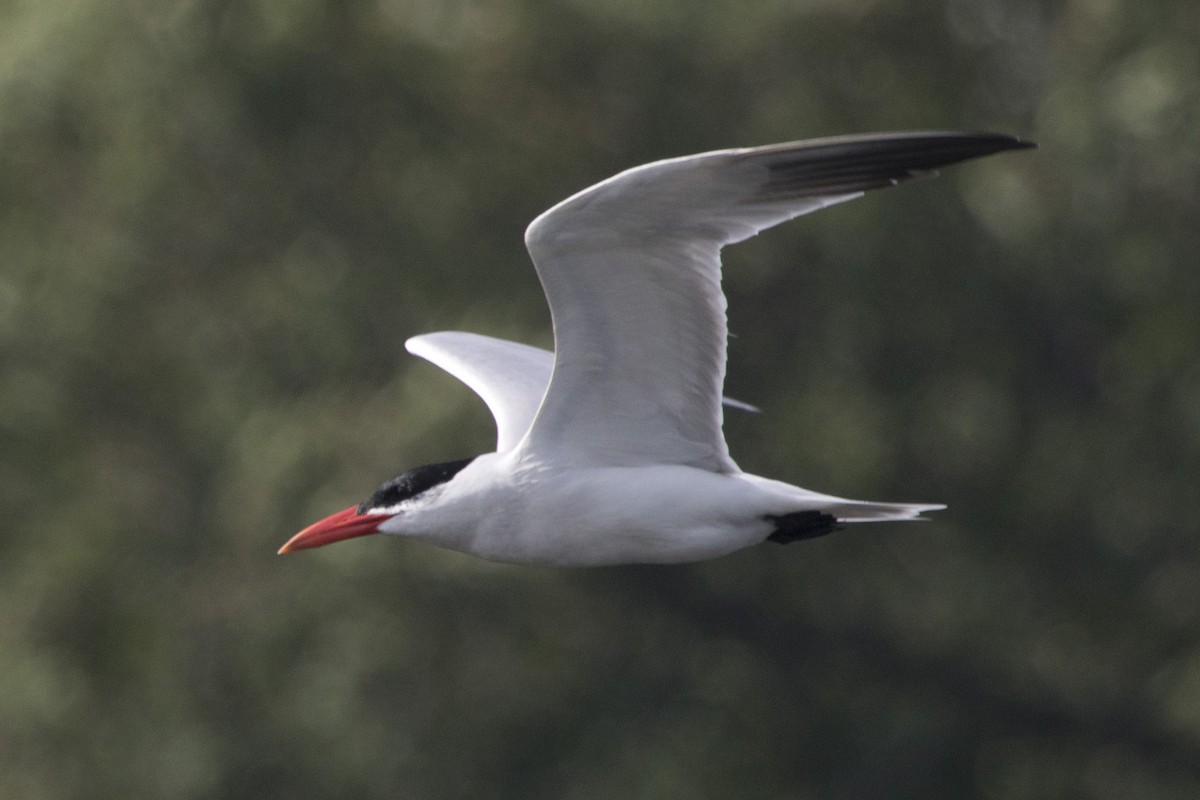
[744,131,1037,202]
[977,133,1037,152]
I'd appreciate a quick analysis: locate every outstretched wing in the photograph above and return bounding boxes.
[519,132,1033,471]
[405,332,551,453]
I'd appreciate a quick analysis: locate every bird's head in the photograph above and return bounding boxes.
[277,457,477,554]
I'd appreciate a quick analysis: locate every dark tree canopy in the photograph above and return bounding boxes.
[2,1,1199,797]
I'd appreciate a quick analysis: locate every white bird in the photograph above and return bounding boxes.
[279,131,1033,565]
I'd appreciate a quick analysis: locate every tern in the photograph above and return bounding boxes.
[279,131,1033,565]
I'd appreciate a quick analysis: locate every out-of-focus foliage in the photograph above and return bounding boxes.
[2,0,1199,797]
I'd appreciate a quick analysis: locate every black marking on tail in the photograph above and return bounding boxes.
[358,457,476,513]
[764,511,843,544]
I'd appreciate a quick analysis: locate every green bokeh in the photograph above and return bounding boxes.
[3,0,1199,797]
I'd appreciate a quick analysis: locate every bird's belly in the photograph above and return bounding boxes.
[464,465,774,566]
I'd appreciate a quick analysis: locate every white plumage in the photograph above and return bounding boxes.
[280,131,1033,565]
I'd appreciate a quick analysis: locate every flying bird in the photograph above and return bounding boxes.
[279,131,1034,565]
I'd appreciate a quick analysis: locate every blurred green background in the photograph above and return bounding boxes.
[3,0,1199,797]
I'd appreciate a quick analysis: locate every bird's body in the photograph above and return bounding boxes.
[280,131,1034,565]
[372,453,922,566]
[381,455,774,566]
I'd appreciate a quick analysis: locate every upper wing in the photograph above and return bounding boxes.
[518,131,1033,471]
[405,332,551,453]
